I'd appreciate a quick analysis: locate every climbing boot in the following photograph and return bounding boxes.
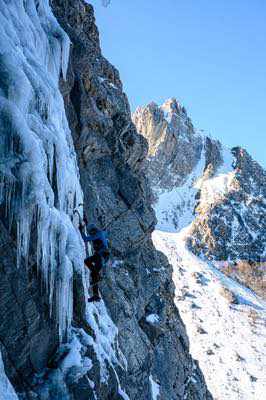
[88,295,101,302]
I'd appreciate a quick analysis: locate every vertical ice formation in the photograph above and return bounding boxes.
[0,0,84,340]
[85,302,129,396]
[0,352,18,400]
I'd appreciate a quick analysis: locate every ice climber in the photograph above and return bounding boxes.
[79,223,109,302]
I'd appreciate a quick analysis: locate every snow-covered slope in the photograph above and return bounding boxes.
[154,137,235,233]
[153,228,266,400]
[155,146,205,232]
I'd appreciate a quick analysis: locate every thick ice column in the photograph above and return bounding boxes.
[0,0,85,340]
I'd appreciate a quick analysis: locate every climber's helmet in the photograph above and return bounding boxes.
[87,224,98,236]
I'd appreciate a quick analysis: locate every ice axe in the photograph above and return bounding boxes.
[73,203,88,226]
[74,204,90,257]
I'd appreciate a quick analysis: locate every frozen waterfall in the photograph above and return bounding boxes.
[0,0,85,341]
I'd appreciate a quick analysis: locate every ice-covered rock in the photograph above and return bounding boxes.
[0,0,86,344]
[0,1,94,396]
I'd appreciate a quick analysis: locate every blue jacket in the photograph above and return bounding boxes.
[81,229,109,255]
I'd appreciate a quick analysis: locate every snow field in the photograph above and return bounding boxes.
[153,229,266,400]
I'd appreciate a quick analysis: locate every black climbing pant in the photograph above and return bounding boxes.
[84,253,103,298]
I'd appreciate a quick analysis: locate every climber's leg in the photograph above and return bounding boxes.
[85,254,102,302]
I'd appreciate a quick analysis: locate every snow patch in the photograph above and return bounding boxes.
[154,138,237,233]
[98,75,118,89]
[149,375,160,400]
[155,147,205,232]
[0,352,18,400]
[85,300,128,386]
[197,171,236,204]
[146,314,160,324]
[60,334,92,373]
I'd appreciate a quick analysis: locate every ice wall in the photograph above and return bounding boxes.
[0,0,85,341]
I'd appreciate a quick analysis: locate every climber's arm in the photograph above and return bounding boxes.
[79,225,93,242]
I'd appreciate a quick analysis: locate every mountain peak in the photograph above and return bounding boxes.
[134,98,187,121]
[134,94,266,263]
[160,97,183,114]
[161,98,188,118]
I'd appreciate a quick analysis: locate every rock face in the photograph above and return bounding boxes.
[50,2,212,399]
[189,147,266,263]
[133,99,266,295]
[133,98,202,190]
[0,1,212,399]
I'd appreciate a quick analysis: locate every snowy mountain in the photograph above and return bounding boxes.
[133,99,266,297]
[133,99,266,399]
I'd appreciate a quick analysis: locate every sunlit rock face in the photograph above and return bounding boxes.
[134,100,266,295]
[0,1,212,399]
[132,99,228,231]
[133,98,203,189]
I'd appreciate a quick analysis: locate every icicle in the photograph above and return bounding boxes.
[16,219,21,269]
[61,34,70,81]
[46,142,54,185]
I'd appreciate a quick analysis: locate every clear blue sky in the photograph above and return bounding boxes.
[90,0,266,167]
